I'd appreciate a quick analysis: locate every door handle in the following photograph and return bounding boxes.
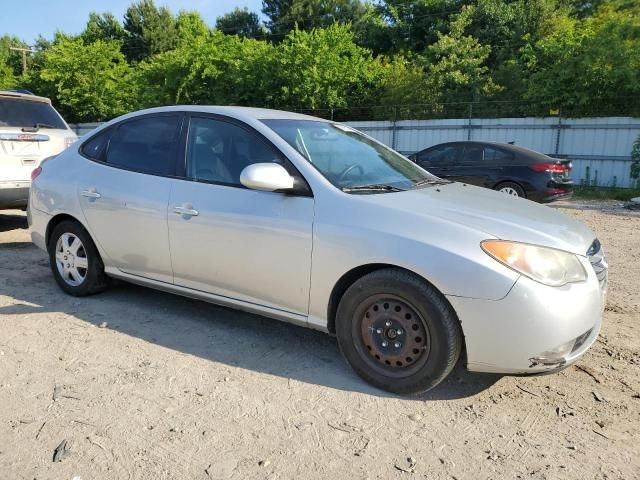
[81,189,101,199]
[173,205,199,217]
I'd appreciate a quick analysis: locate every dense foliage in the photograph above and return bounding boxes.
[0,0,638,122]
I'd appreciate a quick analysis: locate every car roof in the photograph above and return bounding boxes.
[0,90,51,104]
[422,140,549,159]
[119,105,323,123]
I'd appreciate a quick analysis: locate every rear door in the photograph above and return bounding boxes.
[0,96,73,184]
[77,113,182,283]
[478,145,513,187]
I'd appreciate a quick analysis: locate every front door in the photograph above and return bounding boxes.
[77,114,182,283]
[168,115,314,316]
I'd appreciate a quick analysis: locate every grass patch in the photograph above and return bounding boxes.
[572,186,640,201]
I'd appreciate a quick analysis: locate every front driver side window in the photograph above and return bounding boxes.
[418,145,458,166]
[186,117,281,186]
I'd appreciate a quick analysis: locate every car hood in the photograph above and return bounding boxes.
[358,182,595,256]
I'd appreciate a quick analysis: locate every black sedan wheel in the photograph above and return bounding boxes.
[495,181,526,198]
[336,268,462,395]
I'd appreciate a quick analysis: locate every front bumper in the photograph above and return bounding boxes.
[0,181,30,209]
[447,256,604,374]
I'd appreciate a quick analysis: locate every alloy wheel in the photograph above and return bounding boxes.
[499,186,520,196]
[55,232,88,287]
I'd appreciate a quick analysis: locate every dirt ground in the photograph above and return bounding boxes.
[0,203,638,480]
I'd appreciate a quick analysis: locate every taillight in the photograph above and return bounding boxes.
[529,163,565,173]
[31,166,42,180]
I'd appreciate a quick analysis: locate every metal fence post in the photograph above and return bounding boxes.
[391,106,398,150]
[467,103,473,140]
[555,116,562,155]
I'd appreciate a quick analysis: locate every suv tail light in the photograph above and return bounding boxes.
[529,163,565,173]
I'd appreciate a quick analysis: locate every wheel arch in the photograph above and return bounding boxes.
[326,263,458,335]
[45,213,87,247]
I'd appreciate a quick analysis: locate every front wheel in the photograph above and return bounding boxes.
[336,268,462,395]
[48,220,110,296]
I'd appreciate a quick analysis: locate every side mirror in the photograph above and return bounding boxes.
[240,163,295,192]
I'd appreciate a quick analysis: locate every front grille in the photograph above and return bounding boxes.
[587,239,608,291]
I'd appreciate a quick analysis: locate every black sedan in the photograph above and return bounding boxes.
[409,141,573,203]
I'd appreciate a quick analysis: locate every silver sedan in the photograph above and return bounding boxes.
[28,106,607,394]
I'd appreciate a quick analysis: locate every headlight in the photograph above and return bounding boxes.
[481,240,587,287]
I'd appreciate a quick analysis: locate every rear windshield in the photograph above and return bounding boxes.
[0,98,66,129]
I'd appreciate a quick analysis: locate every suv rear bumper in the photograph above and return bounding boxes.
[0,181,29,209]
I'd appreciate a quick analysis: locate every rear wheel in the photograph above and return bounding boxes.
[495,181,526,198]
[48,221,110,296]
[336,268,462,395]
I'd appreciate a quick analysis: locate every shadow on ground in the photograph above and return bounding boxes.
[0,218,500,400]
[0,212,28,232]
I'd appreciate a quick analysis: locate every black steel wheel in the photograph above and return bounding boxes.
[336,268,462,395]
[356,295,431,377]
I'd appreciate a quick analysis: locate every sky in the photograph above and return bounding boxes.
[1,0,264,44]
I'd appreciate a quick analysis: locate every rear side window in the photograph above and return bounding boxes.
[461,145,484,163]
[484,147,513,162]
[106,115,180,176]
[0,98,66,129]
[81,129,111,160]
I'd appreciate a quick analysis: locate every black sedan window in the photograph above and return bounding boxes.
[484,147,513,162]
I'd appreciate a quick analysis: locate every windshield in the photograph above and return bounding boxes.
[262,119,440,192]
[0,98,66,129]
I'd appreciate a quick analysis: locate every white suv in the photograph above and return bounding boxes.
[0,90,77,209]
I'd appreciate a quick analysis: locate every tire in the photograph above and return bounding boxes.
[48,220,110,296]
[494,181,526,198]
[335,268,462,395]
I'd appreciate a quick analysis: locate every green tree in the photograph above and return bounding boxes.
[631,134,640,181]
[0,61,16,90]
[34,38,135,121]
[123,0,177,62]
[136,30,274,107]
[81,12,126,44]
[216,8,264,38]
[268,24,382,109]
[375,0,464,54]
[377,56,432,112]
[262,0,369,37]
[176,11,210,44]
[525,3,640,115]
[423,9,499,106]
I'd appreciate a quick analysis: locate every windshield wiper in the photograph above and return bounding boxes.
[411,178,452,188]
[21,123,57,132]
[341,184,406,193]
